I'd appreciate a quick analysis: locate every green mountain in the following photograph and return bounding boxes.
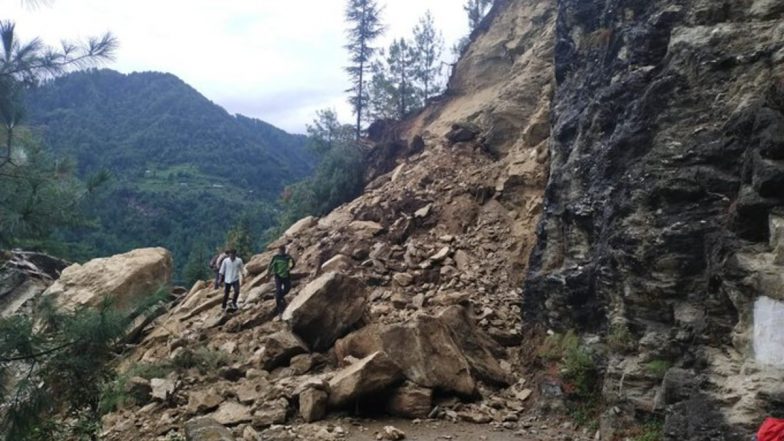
[25,69,315,278]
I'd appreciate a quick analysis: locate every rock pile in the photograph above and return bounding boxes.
[97,0,565,439]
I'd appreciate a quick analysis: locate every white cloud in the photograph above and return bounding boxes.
[6,0,469,133]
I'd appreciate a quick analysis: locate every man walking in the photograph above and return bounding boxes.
[219,249,245,312]
[268,245,296,318]
[210,248,228,289]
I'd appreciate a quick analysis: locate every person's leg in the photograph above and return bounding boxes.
[222,282,230,310]
[231,281,240,308]
[274,276,284,315]
[278,278,290,315]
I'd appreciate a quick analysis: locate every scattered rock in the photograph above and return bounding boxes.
[284,216,317,238]
[349,221,385,238]
[380,425,406,440]
[188,388,223,414]
[299,387,328,423]
[150,378,176,402]
[320,254,354,273]
[211,401,253,426]
[251,398,288,428]
[430,246,451,262]
[184,417,234,441]
[392,272,414,287]
[414,204,432,219]
[124,376,152,405]
[243,425,260,441]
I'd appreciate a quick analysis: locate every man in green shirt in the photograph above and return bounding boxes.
[268,245,296,317]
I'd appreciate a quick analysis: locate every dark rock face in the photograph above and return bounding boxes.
[0,251,68,316]
[525,0,784,438]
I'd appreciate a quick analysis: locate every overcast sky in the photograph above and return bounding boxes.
[5,0,469,133]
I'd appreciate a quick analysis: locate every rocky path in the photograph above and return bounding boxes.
[342,418,582,441]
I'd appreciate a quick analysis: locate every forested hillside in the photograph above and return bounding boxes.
[24,69,315,278]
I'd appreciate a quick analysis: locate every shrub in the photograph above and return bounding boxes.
[607,323,636,353]
[563,344,599,401]
[538,330,580,361]
[171,347,232,374]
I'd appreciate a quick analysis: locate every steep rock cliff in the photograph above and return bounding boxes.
[525,0,784,438]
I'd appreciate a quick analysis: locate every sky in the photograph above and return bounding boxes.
[5,0,469,133]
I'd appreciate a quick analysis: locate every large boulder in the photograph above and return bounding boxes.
[44,247,172,310]
[328,351,403,408]
[335,315,477,396]
[282,272,368,351]
[184,417,234,441]
[257,330,309,371]
[438,306,512,386]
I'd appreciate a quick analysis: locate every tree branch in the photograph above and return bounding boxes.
[0,341,74,363]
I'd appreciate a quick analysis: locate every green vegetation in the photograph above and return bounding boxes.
[1,301,127,441]
[278,111,366,230]
[0,286,173,441]
[608,322,637,353]
[0,20,115,257]
[24,69,315,278]
[645,359,671,379]
[345,0,385,138]
[632,420,664,441]
[538,330,581,361]
[538,330,602,428]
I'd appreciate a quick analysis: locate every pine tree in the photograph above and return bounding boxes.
[0,299,132,441]
[366,40,421,121]
[0,21,115,250]
[344,0,384,140]
[386,38,421,117]
[453,0,493,57]
[366,61,397,122]
[305,108,354,155]
[412,11,445,103]
[226,217,254,261]
[464,0,493,32]
[1,20,116,169]
[184,244,211,286]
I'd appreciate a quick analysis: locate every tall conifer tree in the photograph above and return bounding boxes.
[412,11,445,102]
[344,0,384,139]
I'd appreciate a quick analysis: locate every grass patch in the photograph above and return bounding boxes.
[631,420,663,441]
[644,359,671,379]
[607,323,636,353]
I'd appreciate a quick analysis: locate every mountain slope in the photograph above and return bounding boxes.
[25,69,315,274]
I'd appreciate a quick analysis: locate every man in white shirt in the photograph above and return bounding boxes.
[218,249,245,312]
